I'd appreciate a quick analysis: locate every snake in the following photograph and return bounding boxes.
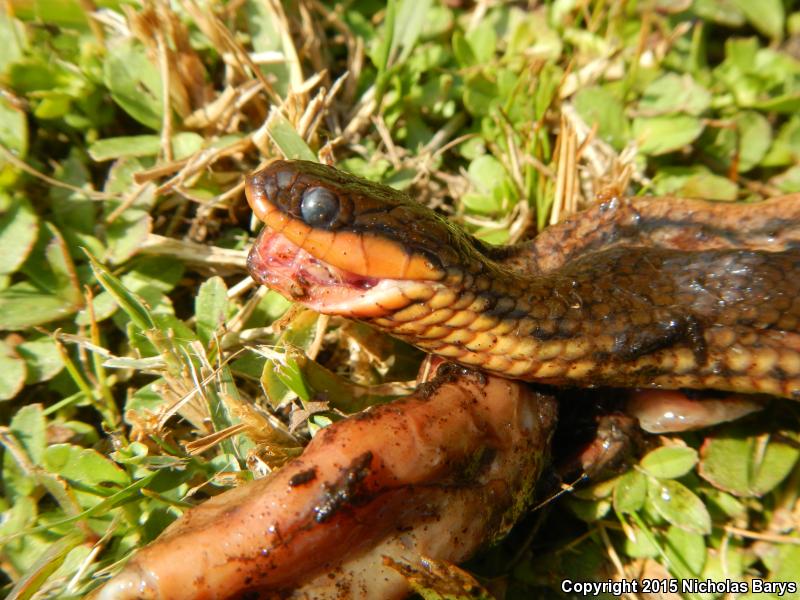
[246,159,800,400]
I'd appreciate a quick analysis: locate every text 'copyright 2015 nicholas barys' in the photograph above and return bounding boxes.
[561,578,797,597]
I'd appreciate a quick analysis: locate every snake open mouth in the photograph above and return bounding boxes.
[247,226,417,318]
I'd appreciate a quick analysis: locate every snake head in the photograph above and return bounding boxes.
[246,160,474,317]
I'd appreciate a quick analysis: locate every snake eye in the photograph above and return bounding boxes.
[300,186,340,227]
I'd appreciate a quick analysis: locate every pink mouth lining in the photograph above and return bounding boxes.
[247,228,381,311]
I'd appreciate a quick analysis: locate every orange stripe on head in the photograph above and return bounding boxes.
[363,235,409,278]
[303,228,334,259]
[263,210,289,233]
[362,234,442,280]
[273,227,441,281]
[405,255,442,280]
[322,231,369,276]
[281,219,312,248]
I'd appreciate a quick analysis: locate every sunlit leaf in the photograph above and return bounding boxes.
[0,338,26,400]
[634,115,705,155]
[0,194,38,276]
[613,469,647,514]
[266,110,316,161]
[103,39,163,130]
[640,446,698,480]
[647,478,711,535]
[698,426,800,497]
[731,0,784,39]
[195,277,229,347]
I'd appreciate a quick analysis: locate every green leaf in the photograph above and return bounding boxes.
[48,152,95,236]
[731,0,784,39]
[573,86,629,150]
[16,335,63,384]
[11,0,90,28]
[125,383,168,417]
[261,310,323,407]
[760,544,800,593]
[171,132,205,159]
[0,13,27,76]
[647,478,711,535]
[639,73,711,116]
[640,446,698,480]
[40,223,82,304]
[0,94,28,165]
[691,0,745,27]
[664,525,706,576]
[651,166,739,200]
[701,541,744,583]
[91,132,206,162]
[372,0,396,97]
[0,194,38,276]
[340,157,391,181]
[33,92,71,120]
[721,37,758,73]
[462,155,511,215]
[104,156,155,197]
[463,73,499,117]
[634,115,705,155]
[248,289,291,327]
[702,111,772,173]
[761,116,800,167]
[613,469,647,513]
[5,530,84,600]
[506,9,561,61]
[465,21,496,64]
[100,159,155,265]
[266,110,317,161]
[566,497,611,522]
[44,444,129,487]
[0,338,26,400]
[120,258,184,308]
[622,525,660,558]
[734,111,772,171]
[263,348,312,406]
[8,59,57,94]
[88,135,162,161]
[103,39,163,130]
[195,277,229,347]
[393,0,434,64]
[0,282,82,330]
[698,427,800,497]
[10,404,46,464]
[754,92,800,113]
[105,210,152,265]
[0,223,83,329]
[452,31,477,67]
[773,165,800,193]
[74,289,118,326]
[295,353,402,413]
[703,487,747,520]
[86,253,155,331]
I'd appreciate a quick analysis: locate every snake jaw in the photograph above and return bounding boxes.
[247,226,418,318]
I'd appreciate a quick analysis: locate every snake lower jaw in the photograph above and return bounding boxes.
[247,225,436,318]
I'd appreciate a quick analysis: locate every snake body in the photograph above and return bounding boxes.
[246,160,800,399]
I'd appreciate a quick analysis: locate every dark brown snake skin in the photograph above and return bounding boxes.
[246,160,800,399]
